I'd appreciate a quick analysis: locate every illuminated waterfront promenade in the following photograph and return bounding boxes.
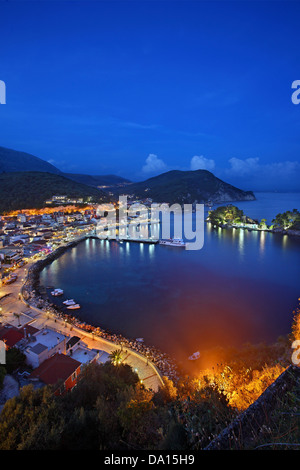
[0,256,163,392]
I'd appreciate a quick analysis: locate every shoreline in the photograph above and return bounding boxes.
[16,217,299,382]
[206,221,300,238]
[21,235,180,383]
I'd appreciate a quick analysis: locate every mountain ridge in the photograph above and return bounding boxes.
[114,169,256,204]
[64,173,131,188]
[0,146,130,188]
[0,171,109,213]
[0,146,62,175]
[0,145,255,206]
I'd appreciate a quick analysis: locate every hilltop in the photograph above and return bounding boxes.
[0,146,255,206]
[115,169,255,204]
[0,146,62,175]
[0,172,109,213]
[0,146,129,189]
[64,173,131,188]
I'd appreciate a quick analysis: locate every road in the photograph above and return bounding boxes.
[0,260,163,392]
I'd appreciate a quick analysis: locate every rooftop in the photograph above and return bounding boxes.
[29,343,48,355]
[97,350,110,364]
[32,328,66,350]
[29,353,81,385]
[69,346,98,365]
[21,323,39,337]
[0,325,24,348]
[66,335,81,350]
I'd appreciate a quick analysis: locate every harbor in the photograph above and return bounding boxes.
[0,258,169,392]
[18,235,179,383]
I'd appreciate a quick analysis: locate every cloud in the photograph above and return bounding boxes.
[190,155,215,172]
[224,157,300,191]
[227,157,260,176]
[142,154,167,174]
[266,160,300,177]
[227,157,300,178]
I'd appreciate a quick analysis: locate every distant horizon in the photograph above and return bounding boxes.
[1,143,300,194]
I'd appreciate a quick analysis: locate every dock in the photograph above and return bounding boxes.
[114,237,159,244]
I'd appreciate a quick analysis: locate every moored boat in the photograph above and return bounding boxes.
[188,351,200,361]
[159,238,185,247]
[63,299,76,306]
[51,288,64,296]
[67,304,81,310]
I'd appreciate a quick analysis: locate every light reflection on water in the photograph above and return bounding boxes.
[259,231,265,258]
[149,244,155,259]
[238,228,245,259]
[40,211,300,373]
[126,242,130,256]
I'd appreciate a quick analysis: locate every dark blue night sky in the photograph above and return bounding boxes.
[0,1,299,190]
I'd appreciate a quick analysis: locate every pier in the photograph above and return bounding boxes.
[114,237,159,244]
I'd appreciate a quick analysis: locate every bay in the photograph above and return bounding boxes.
[40,192,300,372]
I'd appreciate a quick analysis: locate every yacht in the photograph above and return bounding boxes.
[63,299,76,306]
[67,304,81,310]
[188,351,200,361]
[51,288,64,296]
[159,238,185,247]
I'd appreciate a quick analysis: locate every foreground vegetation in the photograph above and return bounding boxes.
[0,315,298,450]
[0,348,26,390]
[0,361,234,450]
[0,302,298,450]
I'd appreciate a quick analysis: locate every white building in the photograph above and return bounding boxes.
[22,328,67,369]
[66,336,99,365]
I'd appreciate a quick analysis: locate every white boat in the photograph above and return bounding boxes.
[159,238,185,247]
[188,351,200,361]
[51,288,64,296]
[67,304,81,310]
[63,299,76,306]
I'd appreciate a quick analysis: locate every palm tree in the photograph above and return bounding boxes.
[109,349,123,366]
[14,312,21,327]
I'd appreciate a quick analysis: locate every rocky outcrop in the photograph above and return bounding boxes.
[287,229,300,237]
